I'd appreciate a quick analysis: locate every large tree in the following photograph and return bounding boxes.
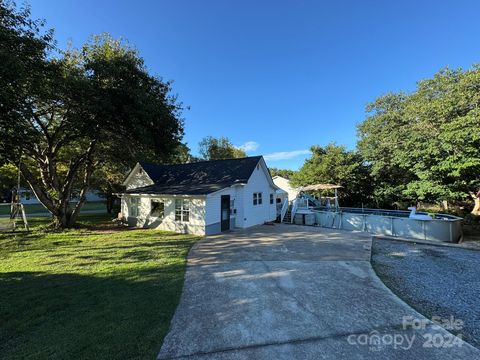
[0,3,184,227]
[356,93,417,207]
[358,66,480,212]
[291,143,373,207]
[198,136,246,160]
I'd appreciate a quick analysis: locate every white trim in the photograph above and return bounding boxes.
[207,183,246,197]
[122,163,154,186]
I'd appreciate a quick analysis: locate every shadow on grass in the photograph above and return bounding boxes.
[0,267,186,360]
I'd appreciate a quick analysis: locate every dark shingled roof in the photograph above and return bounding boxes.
[125,156,263,195]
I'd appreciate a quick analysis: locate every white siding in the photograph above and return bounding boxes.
[122,195,206,235]
[241,161,277,227]
[204,186,242,230]
[234,186,245,228]
[272,176,299,203]
[125,166,154,190]
[204,160,276,230]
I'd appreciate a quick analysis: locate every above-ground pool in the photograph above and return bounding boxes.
[310,207,463,243]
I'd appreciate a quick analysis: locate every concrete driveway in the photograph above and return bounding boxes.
[158,224,480,359]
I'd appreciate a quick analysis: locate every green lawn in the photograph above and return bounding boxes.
[0,214,199,360]
[0,201,107,216]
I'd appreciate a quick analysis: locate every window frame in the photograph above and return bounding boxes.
[253,192,263,206]
[175,199,190,222]
[129,197,140,217]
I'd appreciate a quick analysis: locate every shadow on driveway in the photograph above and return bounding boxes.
[159,224,480,359]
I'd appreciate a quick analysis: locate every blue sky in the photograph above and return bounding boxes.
[30,0,480,169]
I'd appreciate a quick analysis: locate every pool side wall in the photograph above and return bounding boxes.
[313,211,463,243]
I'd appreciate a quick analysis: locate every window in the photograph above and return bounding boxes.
[151,200,164,218]
[253,192,263,206]
[129,197,140,217]
[270,194,274,204]
[175,199,190,222]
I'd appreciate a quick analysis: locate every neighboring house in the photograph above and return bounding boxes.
[118,156,279,235]
[15,187,104,205]
[272,176,299,203]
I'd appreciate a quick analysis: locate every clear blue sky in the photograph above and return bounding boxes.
[30,0,480,169]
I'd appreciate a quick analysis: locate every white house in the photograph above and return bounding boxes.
[272,176,299,203]
[118,156,279,235]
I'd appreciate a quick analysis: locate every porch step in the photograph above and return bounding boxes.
[282,207,293,223]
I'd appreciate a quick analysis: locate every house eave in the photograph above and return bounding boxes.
[114,192,207,198]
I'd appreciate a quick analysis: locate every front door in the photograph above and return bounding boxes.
[220,195,230,231]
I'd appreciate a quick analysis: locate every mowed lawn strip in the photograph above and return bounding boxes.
[0,214,199,360]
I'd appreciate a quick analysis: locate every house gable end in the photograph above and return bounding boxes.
[246,157,277,190]
[123,163,155,190]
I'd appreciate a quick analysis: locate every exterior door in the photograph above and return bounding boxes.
[220,195,230,231]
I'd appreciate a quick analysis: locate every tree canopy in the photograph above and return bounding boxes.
[269,168,296,179]
[198,136,246,160]
[291,143,373,206]
[358,66,480,209]
[0,163,17,199]
[0,2,184,227]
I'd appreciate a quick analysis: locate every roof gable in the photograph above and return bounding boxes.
[249,157,277,190]
[123,163,154,188]
[125,156,264,195]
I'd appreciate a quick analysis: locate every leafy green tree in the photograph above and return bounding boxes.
[358,66,480,211]
[169,143,204,164]
[269,167,296,179]
[291,143,373,206]
[357,93,416,207]
[0,3,184,228]
[0,1,54,164]
[0,163,18,200]
[198,136,246,160]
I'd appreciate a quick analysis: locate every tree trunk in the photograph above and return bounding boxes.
[67,149,96,227]
[106,195,115,214]
[53,208,71,229]
[21,162,80,229]
[441,200,449,211]
[471,191,480,216]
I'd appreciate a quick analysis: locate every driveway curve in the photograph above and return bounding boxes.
[158,224,480,359]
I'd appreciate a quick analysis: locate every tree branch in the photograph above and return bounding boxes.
[69,141,97,225]
[19,162,58,215]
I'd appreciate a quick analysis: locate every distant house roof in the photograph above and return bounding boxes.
[125,156,264,196]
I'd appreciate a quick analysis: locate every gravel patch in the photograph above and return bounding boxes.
[371,238,480,349]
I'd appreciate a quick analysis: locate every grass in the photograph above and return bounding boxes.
[0,201,107,216]
[0,214,199,360]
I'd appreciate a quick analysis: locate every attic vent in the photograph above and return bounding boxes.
[256,164,260,170]
[139,168,143,174]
